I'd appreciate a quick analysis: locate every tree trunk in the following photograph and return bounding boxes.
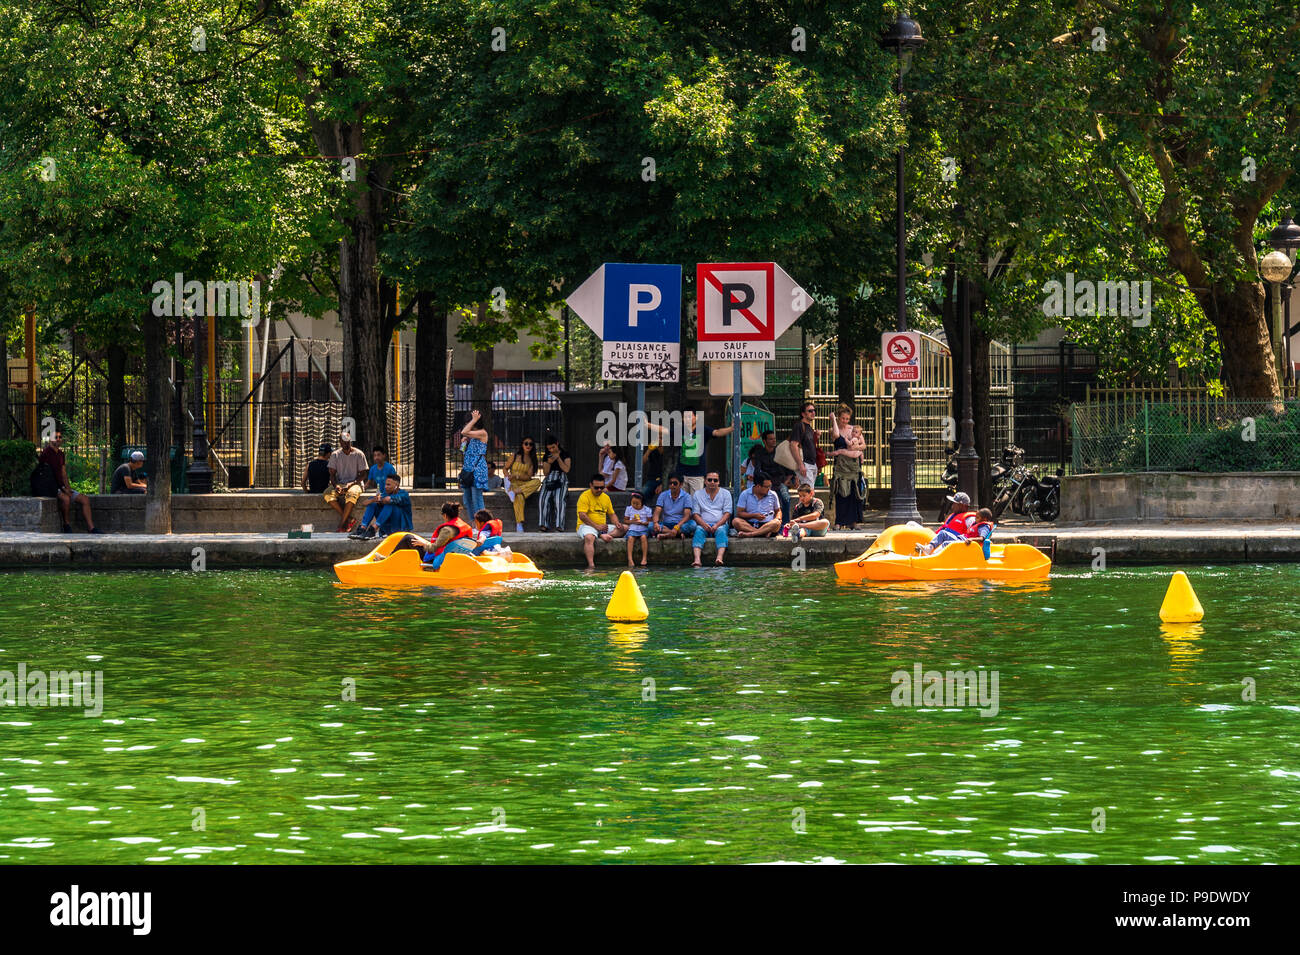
[144,313,172,533]
[971,322,992,509]
[338,220,387,451]
[836,299,858,409]
[414,293,448,488]
[301,109,393,455]
[1197,282,1280,400]
[106,342,127,461]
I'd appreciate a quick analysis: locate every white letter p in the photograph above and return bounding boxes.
[627,284,661,328]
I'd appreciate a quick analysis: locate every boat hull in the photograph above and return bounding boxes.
[833,524,1051,582]
[333,533,544,587]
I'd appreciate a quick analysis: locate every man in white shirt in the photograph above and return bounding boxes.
[690,471,733,567]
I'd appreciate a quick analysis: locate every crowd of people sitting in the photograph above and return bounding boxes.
[33,404,998,564]
[568,469,833,569]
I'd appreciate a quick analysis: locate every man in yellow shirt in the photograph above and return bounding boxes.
[576,473,626,570]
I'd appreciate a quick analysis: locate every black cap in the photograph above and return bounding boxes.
[318,442,333,455]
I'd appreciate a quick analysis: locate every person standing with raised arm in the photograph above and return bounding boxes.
[458,410,490,517]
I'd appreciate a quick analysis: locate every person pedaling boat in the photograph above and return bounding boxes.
[916,492,982,556]
[391,502,477,570]
[470,509,510,556]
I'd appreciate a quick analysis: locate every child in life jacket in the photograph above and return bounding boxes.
[967,508,996,559]
[471,509,509,556]
[916,492,977,555]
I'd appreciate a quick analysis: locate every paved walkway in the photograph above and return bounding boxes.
[2,521,1299,569]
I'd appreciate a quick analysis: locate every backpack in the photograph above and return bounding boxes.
[30,460,57,497]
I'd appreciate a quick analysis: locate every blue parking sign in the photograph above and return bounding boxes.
[601,263,681,344]
[566,262,682,381]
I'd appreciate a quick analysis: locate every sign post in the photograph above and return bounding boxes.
[697,262,809,490]
[567,263,683,493]
[732,360,742,496]
[881,331,921,383]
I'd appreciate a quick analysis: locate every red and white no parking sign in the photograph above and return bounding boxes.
[882,331,921,382]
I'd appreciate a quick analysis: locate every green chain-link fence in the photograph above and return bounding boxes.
[1072,398,1300,472]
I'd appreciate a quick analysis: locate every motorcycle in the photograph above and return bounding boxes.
[991,463,1063,523]
[1030,466,1062,523]
[937,445,1023,522]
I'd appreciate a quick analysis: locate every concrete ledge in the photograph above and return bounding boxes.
[1062,472,1300,522]
[1,522,1298,569]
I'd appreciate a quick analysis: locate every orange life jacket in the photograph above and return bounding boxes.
[431,517,474,555]
[940,511,974,536]
[477,518,503,540]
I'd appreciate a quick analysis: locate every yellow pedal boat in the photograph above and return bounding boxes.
[334,533,544,587]
[834,524,1051,582]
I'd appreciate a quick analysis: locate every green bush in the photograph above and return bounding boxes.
[0,439,37,496]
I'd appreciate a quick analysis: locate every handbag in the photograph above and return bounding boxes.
[773,440,801,473]
[816,447,827,469]
[458,468,475,489]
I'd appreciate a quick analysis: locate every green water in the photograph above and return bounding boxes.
[1,564,1298,864]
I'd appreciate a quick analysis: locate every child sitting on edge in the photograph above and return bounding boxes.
[917,491,977,555]
[471,509,509,556]
[623,490,653,567]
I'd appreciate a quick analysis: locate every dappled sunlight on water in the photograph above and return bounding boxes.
[0,564,1297,863]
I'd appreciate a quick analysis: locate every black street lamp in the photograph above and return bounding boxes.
[186,311,213,493]
[1268,217,1300,385]
[881,13,924,522]
[955,222,979,502]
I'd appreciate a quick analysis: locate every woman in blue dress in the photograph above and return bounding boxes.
[459,410,490,516]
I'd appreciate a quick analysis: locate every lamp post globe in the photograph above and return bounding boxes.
[1266,218,1300,383]
[1260,249,1293,284]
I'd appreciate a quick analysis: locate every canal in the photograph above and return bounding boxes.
[1,564,1297,863]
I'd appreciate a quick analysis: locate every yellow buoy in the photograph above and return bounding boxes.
[1159,571,1204,623]
[606,570,649,622]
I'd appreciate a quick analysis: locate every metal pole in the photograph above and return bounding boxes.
[564,306,571,392]
[634,380,645,490]
[887,53,921,522]
[957,274,979,502]
[187,313,214,492]
[206,316,216,434]
[24,306,37,441]
[1143,398,1150,471]
[732,361,742,492]
[1285,280,1294,385]
[1273,282,1286,380]
[173,316,185,451]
